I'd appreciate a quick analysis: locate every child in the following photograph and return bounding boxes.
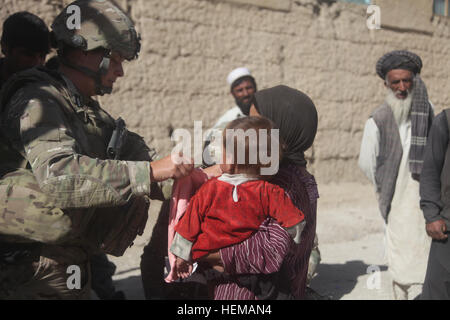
[170,116,305,281]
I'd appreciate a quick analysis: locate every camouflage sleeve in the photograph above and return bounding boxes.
[4,86,152,209]
[122,131,166,201]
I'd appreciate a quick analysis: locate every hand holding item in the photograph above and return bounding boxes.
[150,154,194,182]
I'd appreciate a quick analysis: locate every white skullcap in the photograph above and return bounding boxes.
[226,67,253,86]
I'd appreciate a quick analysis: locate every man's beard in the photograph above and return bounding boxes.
[235,97,254,116]
[385,88,413,126]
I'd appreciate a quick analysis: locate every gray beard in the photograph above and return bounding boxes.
[385,89,413,126]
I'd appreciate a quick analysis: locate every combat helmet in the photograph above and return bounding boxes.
[51,0,141,95]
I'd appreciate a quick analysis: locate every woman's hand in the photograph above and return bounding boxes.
[198,251,224,273]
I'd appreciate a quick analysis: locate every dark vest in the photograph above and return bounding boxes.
[371,103,403,221]
[439,109,450,229]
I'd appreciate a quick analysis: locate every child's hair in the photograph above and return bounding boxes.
[222,116,283,177]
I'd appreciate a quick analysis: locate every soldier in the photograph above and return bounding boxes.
[0,11,51,282]
[0,0,193,299]
[44,53,124,301]
[0,11,50,89]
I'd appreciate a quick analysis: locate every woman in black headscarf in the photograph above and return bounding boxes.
[251,85,317,167]
[212,85,319,299]
[164,85,319,300]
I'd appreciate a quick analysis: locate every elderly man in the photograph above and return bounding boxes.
[0,10,50,269]
[358,50,434,300]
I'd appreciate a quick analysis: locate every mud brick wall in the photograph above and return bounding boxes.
[1,0,450,184]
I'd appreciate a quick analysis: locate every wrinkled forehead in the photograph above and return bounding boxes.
[386,68,414,81]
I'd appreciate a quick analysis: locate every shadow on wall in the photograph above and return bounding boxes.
[310,260,388,300]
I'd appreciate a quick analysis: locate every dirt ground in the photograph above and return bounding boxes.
[107,182,397,300]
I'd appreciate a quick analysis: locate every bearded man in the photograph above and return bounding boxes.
[358,50,434,300]
[203,67,257,165]
[215,67,257,127]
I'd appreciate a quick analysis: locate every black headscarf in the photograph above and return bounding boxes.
[253,85,318,167]
[376,50,422,79]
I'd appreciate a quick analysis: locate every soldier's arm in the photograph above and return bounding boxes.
[5,86,151,209]
[121,132,167,200]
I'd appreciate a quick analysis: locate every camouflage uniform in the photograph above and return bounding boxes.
[0,0,160,299]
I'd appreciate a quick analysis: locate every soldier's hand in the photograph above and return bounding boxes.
[426,219,448,240]
[150,154,194,182]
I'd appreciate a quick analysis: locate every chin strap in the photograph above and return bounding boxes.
[58,52,112,96]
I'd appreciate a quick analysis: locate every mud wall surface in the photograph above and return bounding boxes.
[2,0,449,184]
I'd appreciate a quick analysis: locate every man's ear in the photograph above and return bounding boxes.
[384,72,391,88]
[230,87,236,98]
[71,49,91,66]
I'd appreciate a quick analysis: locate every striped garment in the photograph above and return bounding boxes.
[409,75,433,176]
[215,164,319,300]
